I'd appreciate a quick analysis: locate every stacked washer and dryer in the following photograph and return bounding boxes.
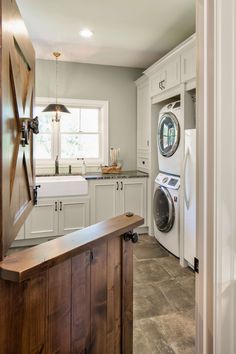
[153,101,182,258]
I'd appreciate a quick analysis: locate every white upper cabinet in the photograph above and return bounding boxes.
[181,43,196,83]
[149,55,181,97]
[144,34,196,98]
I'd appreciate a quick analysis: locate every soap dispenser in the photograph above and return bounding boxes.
[81,158,86,175]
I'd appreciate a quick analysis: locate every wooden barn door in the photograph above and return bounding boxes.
[0,0,35,259]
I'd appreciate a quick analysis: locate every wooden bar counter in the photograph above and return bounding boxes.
[0,214,143,354]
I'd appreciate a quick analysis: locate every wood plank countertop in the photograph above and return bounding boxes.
[0,214,143,283]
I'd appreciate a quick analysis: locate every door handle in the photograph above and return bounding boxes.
[59,201,62,211]
[160,80,165,90]
[55,201,58,211]
[183,148,190,209]
[116,181,119,190]
[120,181,123,191]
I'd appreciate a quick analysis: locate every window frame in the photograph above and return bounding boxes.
[35,97,109,167]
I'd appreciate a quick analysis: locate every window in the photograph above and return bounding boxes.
[35,98,108,166]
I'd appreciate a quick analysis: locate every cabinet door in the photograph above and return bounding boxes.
[90,180,119,224]
[25,198,58,239]
[137,81,149,152]
[149,56,180,97]
[164,56,181,91]
[58,197,89,235]
[119,179,147,224]
[150,70,163,96]
[181,45,196,82]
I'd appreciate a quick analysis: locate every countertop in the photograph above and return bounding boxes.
[36,170,149,180]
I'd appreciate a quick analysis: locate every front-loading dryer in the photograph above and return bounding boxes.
[157,101,182,176]
[153,172,180,257]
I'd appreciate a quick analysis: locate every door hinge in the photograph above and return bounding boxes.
[194,257,199,273]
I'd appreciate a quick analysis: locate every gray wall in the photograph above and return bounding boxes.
[36,60,143,170]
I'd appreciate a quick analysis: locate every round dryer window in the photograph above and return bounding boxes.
[158,113,180,157]
[153,186,175,233]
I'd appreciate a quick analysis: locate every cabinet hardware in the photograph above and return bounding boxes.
[116,181,119,190]
[194,257,199,273]
[59,201,62,211]
[159,81,162,90]
[33,185,41,205]
[142,161,145,165]
[55,201,58,211]
[160,80,166,90]
[120,181,123,190]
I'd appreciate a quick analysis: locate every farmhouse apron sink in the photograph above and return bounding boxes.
[36,175,88,197]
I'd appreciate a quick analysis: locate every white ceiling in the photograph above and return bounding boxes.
[16,0,195,69]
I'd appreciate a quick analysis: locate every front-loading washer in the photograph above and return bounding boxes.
[157,101,182,176]
[153,172,180,257]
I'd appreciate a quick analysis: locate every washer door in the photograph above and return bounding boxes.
[158,112,180,157]
[153,186,175,233]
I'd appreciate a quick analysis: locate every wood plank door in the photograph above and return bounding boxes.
[0,0,35,258]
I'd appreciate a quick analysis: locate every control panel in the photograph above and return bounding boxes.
[155,172,180,190]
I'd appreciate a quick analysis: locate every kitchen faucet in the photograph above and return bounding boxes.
[55,155,59,175]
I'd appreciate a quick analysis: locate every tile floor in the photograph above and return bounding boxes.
[133,234,195,354]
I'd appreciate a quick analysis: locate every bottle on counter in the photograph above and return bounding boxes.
[81,158,86,175]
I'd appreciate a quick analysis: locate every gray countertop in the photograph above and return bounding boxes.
[36,170,149,180]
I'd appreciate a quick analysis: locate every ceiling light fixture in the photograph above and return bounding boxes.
[79,28,93,38]
[43,52,70,122]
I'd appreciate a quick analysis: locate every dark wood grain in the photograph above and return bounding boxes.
[72,251,91,354]
[91,242,108,354]
[0,216,140,353]
[47,260,71,353]
[0,280,25,353]
[122,238,133,354]
[0,0,35,259]
[27,273,47,353]
[107,237,122,354]
[0,214,143,282]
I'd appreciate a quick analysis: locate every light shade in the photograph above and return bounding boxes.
[42,103,70,114]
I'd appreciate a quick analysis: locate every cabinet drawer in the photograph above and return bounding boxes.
[137,156,149,171]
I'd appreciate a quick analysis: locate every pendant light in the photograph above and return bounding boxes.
[43,52,70,122]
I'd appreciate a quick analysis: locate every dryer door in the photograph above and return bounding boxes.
[153,186,175,232]
[158,112,180,157]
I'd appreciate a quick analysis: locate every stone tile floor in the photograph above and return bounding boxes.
[133,235,195,354]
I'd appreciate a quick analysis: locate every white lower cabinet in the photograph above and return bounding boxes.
[25,196,89,239]
[58,197,89,235]
[90,178,147,225]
